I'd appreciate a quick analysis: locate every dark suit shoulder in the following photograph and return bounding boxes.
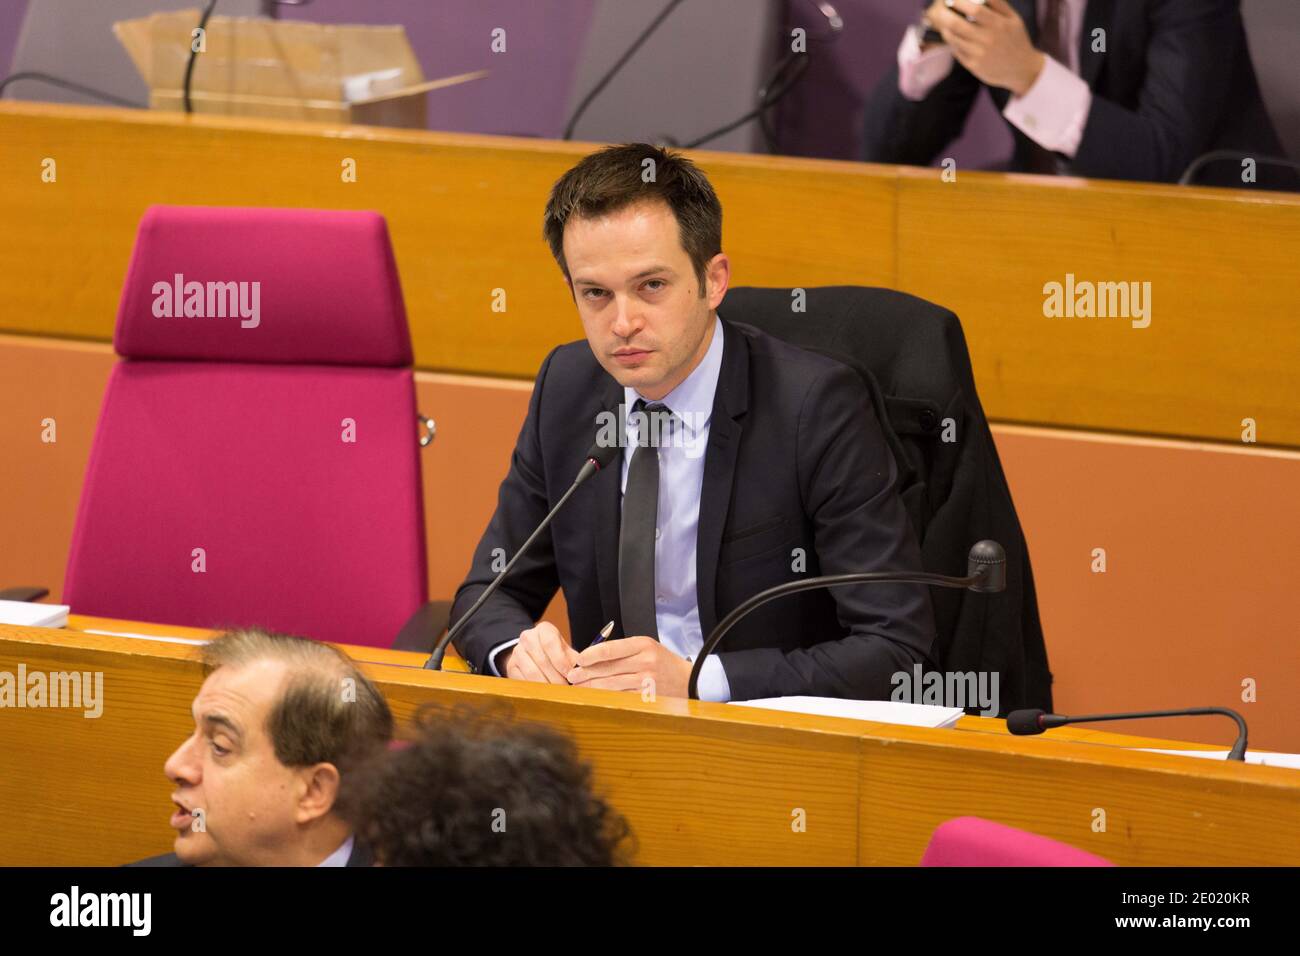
[120,841,370,867]
[531,338,610,416]
[545,321,851,390]
[726,318,867,414]
[123,851,187,867]
[544,337,605,378]
[346,839,374,867]
[727,319,857,377]
[528,338,617,458]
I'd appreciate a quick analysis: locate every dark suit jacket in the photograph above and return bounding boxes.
[125,839,372,867]
[863,0,1294,189]
[450,318,937,701]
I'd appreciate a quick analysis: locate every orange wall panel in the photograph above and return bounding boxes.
[5,103,1300,446]
[0,337,112,603]
[996,425,1300,748]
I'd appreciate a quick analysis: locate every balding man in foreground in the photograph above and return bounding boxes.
[127,628,392,867]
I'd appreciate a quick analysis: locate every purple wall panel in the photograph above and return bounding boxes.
[0,0,32,77]
[774,0,1012,169]
[281,0,596,138]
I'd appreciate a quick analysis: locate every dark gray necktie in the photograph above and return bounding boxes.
[1028,0,1068,175]
[619,399,665,640]
[1038,0,1069,64]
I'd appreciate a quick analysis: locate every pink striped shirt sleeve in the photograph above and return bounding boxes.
[1002,54,1092,158]
[896,24,955,102]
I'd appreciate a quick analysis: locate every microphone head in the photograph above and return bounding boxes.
[585,440,620,471]
[967,539,1006,592]
[1006,709,1047,736]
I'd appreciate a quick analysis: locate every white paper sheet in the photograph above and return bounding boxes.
[1136,748,1300,770]
[730,696,964,728]
[81,628,210,646]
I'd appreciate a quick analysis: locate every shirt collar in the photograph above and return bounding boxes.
[623,314,724,435]
[316,833,355,867]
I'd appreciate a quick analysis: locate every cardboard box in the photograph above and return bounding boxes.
[113,8,486,128]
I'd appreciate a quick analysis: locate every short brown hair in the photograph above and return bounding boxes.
[542,142,722,295]
[201,628,393,776]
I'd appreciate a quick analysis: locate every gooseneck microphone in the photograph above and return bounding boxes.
[424,440,620,670]
[563,0,686,140]
[1177,150,1300,187]
[686,540,1006,699]
[1006,707,1249,761]
[183,0,220,114]
[682,1,844,151]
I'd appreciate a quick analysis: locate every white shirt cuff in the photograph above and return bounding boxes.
[487,638,521,677]
[695,654,732,703]
[897,23,955,102]
[1002,55,1092,159]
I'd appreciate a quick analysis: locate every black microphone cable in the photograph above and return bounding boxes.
[183,0,219,114]
[1178,150,1300,187]
[683,0,843,151]
[0,72,142,108]
[424,440,622,671]
[688,540,1005,698]
[1007,707,1249,761]
[563,0,687,141]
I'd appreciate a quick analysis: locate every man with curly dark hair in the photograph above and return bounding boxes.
[339,705,633,866]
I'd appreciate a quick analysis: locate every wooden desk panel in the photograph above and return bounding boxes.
[3,102,1298,445]
[896,168,1300,445]
[0,102,895,381]
[3,621,1297,866]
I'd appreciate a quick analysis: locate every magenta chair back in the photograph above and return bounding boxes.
[921,817,1114,867]
[64,205,427,647]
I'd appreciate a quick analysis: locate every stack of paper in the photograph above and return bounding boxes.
[1137,748,1300,770]
[730,696,964,728]
[0,599,70,628]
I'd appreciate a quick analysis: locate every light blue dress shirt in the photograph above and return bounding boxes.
[317,834,354,867]
[490,315,732,702]
[617,315,731,702]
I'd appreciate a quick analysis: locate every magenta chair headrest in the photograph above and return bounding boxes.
[65,204,426,646]
[114,205,413,367]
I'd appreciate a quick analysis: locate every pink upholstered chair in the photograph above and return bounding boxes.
[920,817,1114,866]
[63,205,431,648]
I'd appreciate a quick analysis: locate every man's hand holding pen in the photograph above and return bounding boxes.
[503,619,693,698]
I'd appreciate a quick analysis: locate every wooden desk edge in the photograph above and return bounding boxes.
[3,620,1294,792]
[4,101,1299,211]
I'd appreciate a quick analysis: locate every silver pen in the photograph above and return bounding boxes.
[589,620,615,646]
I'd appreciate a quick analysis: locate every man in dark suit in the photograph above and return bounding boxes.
[128,841,372,868]
[450,143,936,701]
[863,0,1294,189]
[126,628,390,867]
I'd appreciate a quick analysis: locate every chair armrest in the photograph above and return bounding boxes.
[0,586,50,602]
[390,600,452,653]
